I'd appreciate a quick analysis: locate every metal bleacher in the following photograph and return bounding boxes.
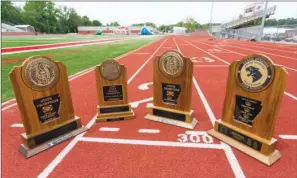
[1,23,26,32]
[221,5,276,29]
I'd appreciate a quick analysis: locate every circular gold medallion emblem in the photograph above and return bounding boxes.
[159,51,184,78]
[100,59,122,81]
[21,56,59,91]
[236,54,275,92]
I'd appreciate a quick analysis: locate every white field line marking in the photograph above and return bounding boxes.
[224,43,297,60]
[182,39,229,65]
[37,37,168,178]
[176,38,245,178]
[130,97,153,108]
[194,65,228,67]
[11,123,23,127]
[185,131,208,135]
[284,92,297,101]
[79,137,224,149]
[138,82,153,90]
[229,42,297,54]
[127,38,168,84]
[173,37,181,53]
[133,52,150,55]
[2,37,163,109]
[99,127,120,132]
[138,129,160,133]
[146,103,153,108]
[199,41,297,72]
[196,41,297,101]
[2,98,16,106]
[2,37,132,49]
[1,103,17,111]
[279,135,297,140]
[3,38,135,55]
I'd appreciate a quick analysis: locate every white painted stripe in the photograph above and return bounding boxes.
[79,137,224,149]
[138,82,153,90]
[2,37,163,110]
[130,97,153,109]
[221,142,246,178]
[1,103,17,111]
[194,65,228,67]
[3,38,134,55]
[37,37,167,178]
[185,131,208,135]
[284,92,297,101]
[178,38,245,178]
[11,123,23,127]
[183,40,230,65]
[133,52,150,55]
[199,41,297,72]
[138,129,160,133]
[99,127,120,132]
[1,98,16,106]
[173,37,181,53]
[127,38,168,84]
[279,135,297,140]
[192,77,216,125]
[2,37,130,49]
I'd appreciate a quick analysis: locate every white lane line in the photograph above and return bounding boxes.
[191,40,297,101]
[198,41,297,72]
[11,123,23,127]
[2,98,16,106]
[134,52,150,55]
[2,38,135,55]
[177,38,245,178]
[185,131,208,135]
[37,37,168,178]
[79,137,224,149]
[99,127,120,132]
[2,37,163,110]
[192,77,216,125]
[173,37,181,53]
[127,38,168,84]
[194,65,228,67]
[138,82,153,90]
[279,135,297,140]
[183,40,229,65]
[284,92,297,101]
[2,103,17,111]
[138,129,160,133]
[130,97,153,108]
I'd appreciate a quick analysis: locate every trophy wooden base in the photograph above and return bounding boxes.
[207,119,281,166]
[144,105,197,129]
[19,116,88,158]
[96,104,134,122]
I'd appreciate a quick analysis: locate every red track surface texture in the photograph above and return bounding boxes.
[2,34,297,178]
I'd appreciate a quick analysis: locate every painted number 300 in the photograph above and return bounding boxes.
[178,133,213,144]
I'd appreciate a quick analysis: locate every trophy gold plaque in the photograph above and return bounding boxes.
[207,54,288,166]
[95,59,134,122]
[9,56,88,158]
[144,50,197,129]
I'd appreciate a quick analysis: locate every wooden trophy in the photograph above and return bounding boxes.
[95,59,134,122]
[207,54,288,166]
[144,50,197,129]
[9,56,88,158]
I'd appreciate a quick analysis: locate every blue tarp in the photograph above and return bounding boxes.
[95,29,102,35]
[139,27,153,35]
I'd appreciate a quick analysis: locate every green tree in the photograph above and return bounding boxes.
[1,1,24,25]
[92,20,102,26]
[110,21,120,26]
[81,16,92,26]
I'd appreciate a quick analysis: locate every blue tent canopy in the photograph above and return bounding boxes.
[139,27,153,35]
[95,29,102,35]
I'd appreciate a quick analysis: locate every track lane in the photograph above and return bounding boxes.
[1,37,167,178]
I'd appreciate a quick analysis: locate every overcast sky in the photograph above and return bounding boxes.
[13,2,297,26]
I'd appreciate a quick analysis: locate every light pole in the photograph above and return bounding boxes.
[259,1,268,41]
[209,1,214,33]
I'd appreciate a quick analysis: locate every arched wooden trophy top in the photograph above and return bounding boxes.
[153,50,193,112]
[95,59,129,107]
[221,53,288,140]
[9,56,75,138]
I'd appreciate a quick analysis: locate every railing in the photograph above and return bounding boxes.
[221,5,276,29]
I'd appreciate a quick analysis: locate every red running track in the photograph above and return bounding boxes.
[2,35,297,178]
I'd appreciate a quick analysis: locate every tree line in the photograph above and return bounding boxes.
[1,1,120,33]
